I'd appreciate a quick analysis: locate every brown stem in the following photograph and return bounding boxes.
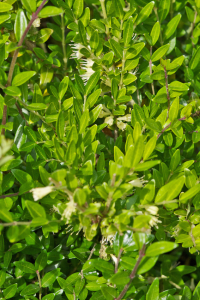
[115,248,123,273]
[115,244,146,300]
[149,46,155,95]
[1,0,48,135]
[15,102,29,126]
[36,270,42,300]
[157,111,200,139]
[0,191,29,199]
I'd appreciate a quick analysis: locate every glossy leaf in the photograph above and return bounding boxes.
[14,9,27,42]
[146,241,178,256]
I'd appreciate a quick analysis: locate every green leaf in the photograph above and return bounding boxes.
[14,9,27,42]
[124,17,134,46]
[151,44,170,62]
[182,286,192,300]
[137,256,158,274]
[37,28,54,43]
[169,81,189,92]
[75,74,85,95]
[146,241,178,256]
[0,13,11,24]
[169,97,179,121]
[42,269,60,287]
[136,1,154,25]
[0,159,22,171]
[21,0,36,13]
[27,103,47,110]
[114,0,124,20]
[164,13,181,40]
[0,3,12,12]
[3,283,17,299]
[158,0,170,22]
[169,149,180,172]
[151,21,160,46]
[143,136,157,161]
[79,109,89,134]
[90,30,99,50]
[25,200,46,219]
[14,261,36,273]
[180,184,200,203]
[135,160,161,171]
[0,209,13,222]
[12,71,36,87]
[4,86,21,97]
[101,286,116,300]
[39,6,63,18]
[35,252,47,271]
[155,176,185,203]
[20,284,40,296]
[56,111,65,140]
[124,136,144,168]
[92,259,114,274]
[189,47,200,70]
[110,39,123,59]
[59,76,69,100]
[151,70,165,80]
[146,278,159,300]
[73,0,84,18]
[78,20,87,45]
[85,71,101,96]
[0,270,6,286]
[86,89,101,109]
[145,118,162,132]
[11,169,32,184]
[3,251,12,268]
[153,93,168,103]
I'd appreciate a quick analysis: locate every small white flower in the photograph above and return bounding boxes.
[117,114,131,122]
[129,178,144,188]
[81,67,95,82]
[70,43,85,60]
[149,216,162,228]
[32,18,40,28]
[117,121,127,131]
[105,115,114,126]
[81,58,94,69]
[146,206,159,215]
[31,186,54,201]
[62,200,76,222]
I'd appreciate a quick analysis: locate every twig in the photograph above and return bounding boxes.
[115,244,146,300]
[0,191,27,199]
[88,243,97,261]
[1,0,48,135]
[36,270,42,300]
[163,66,170,117]
[157,116,186,139]
[15,102,29,126]
[157,110,200,139]
[149,46,155,95]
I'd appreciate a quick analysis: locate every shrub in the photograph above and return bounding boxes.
[1,0,200,299]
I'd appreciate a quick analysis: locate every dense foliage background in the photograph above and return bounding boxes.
[2,0,200,299]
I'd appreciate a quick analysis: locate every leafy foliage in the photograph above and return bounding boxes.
[1,0,200,299]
